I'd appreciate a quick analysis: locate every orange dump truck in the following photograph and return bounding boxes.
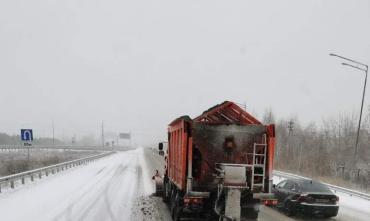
[155,101,277,220]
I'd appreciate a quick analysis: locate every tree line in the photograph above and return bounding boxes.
[0,133,64,145]
[262,106,370,192]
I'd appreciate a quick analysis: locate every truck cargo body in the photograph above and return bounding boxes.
[157,101,276,220]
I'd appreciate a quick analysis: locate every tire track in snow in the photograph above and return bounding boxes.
[0,149,153,221]
[50,156,126,221]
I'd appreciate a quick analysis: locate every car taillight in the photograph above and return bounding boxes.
[329,195,339,204]
[297,194,314,203]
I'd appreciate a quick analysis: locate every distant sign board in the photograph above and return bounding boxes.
[21,129,33,141]
[119,133,131,139]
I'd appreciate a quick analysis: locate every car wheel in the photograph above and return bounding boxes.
[284,201,296,217]
[324,214,338,218]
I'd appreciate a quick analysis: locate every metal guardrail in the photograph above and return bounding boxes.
[0,144,130,151]
[0,151,114,193]
[273,170,370,201]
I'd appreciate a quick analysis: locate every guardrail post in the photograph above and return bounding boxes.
[31,175,34,181]
[21,177,25,184]
[52,169,55,174]
[39,172,42,179]
[10,180,14,189]
[46,171,49,176]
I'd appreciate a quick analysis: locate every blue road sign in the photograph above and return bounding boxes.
[21,129,33,141]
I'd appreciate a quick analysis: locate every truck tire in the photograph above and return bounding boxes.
[171,192,182,221]
[247,209,258,220]
[205,211,220,221]
[173,199,182,221]
[240,192,259,220]
[170,189,178,218]
[240,207,259,220]
[162,180,170,203]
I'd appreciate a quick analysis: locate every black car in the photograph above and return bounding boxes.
[273,178,339,218]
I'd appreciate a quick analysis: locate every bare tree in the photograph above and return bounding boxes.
[273,110,369,192]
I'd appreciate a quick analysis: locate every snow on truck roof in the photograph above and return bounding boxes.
[194,101,262,125]
[169,101,262,126]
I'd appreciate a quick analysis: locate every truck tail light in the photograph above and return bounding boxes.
[263,199,278,206]
[184,197,203,205]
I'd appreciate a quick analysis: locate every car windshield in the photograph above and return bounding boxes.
[299,181,331,193]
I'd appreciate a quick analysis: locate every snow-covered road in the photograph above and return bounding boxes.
[1,148,369,221]
[0,149,154,221]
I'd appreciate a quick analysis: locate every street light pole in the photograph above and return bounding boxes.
[330,53,368,168]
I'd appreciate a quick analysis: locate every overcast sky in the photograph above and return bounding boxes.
[1,0,369,145]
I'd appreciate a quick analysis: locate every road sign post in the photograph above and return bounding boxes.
[21,129,33,163]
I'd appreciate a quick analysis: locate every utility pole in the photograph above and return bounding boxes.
[129,131,132,147]
[288,120,294,136]
[101,121,105,148]
[330,53,368,168]
[287,119,294,161]
[52,120,55,146]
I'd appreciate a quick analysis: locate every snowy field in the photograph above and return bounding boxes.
[0,149,100,176]
[0,148,369,221]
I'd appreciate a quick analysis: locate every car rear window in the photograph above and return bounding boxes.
[299,181,331,193]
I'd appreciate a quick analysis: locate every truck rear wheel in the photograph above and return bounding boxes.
[170,187,177,216]
[241,208,258,220]
[173,200,182,221]
[171,192,182,221]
